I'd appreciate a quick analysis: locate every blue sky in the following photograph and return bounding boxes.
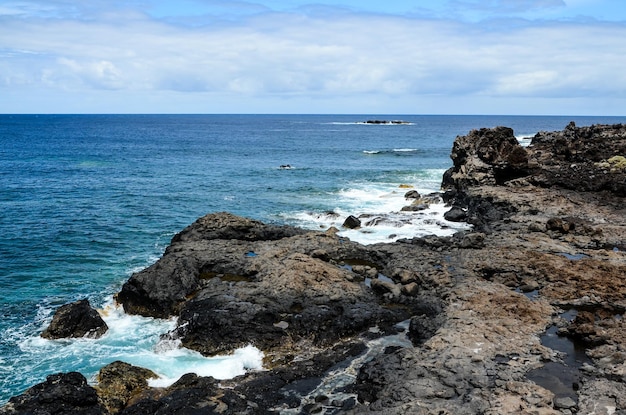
[1,0,625,114]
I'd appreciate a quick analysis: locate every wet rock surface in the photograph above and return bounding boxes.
[4,122,626,414]
[41,299,109,340]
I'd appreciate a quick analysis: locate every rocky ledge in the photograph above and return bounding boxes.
[2,122,625,415]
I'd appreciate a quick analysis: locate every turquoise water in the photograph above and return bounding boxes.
[0,114,623,403]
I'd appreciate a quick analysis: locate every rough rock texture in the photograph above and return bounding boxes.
[529,122,626,195]
[119,212,440,362]
[116,213,308,319]
[442,125,530,188]
[97,362,158,414]
[0,372,106,415]
[118,374,249,415]
[41,299,109,339]
[4,122,626,415]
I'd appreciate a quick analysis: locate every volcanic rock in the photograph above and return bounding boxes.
[442,125,529,189]
[41,299,108,339]
[0,372,106,415]
[117,212,439,362]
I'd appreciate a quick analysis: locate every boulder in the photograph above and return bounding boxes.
[444,206,467,222]
[342,215,362,229]
[459,232,486,249]
[401,203,429,212]
[41,299,108,339]
[97,361,158,414]
[404,190,421,199]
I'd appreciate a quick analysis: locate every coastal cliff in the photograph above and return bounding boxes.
[2,123,625,415]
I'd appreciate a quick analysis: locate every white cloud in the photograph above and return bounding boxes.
[0,2,625,113]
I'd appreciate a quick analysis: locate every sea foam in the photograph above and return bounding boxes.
[281,173,470,245]
[11,301,264,391]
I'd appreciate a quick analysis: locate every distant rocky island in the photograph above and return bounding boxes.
[360,119,412,125]
[2,122,625,415]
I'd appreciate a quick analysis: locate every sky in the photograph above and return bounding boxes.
[0,0,625,114]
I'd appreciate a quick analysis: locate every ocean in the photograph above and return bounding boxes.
[1,114,623,403]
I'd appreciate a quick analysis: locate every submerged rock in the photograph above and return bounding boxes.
[41,299,108,340]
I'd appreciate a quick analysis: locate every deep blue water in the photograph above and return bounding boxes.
[0,114,623,403]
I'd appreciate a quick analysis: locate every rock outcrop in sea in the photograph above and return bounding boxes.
[40,299,108,340]
[3,123,625,415]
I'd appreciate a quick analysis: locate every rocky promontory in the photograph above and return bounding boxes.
[3,123,625,414]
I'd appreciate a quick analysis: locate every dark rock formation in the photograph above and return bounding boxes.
[443,205,467,222]
[0,372,106,415]
[116,212,308,318]
[117,212,437,361]
[363,120,411,125]
[342,214,361,229]
[442,126,530,189]
[41,299,108,339]
[529,122,626,195]
[118,374,248,415]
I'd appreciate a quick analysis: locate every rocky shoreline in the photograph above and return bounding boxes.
[2,122,625,414]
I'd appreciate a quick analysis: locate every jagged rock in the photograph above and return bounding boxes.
[41,299,108,339]
[442,126,529,189]
[170,211,307,244]
[0,372,106,415]
[170,251,406,356]
[529,122,626,195]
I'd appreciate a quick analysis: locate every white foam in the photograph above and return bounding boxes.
[12,301,263,390]
[281,176,470,245]
[147,345,264,388]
